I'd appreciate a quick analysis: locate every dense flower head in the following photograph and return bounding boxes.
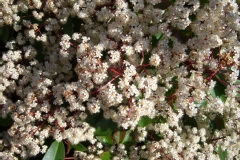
[0,0,240,159]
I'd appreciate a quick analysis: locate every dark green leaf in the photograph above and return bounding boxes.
[113,130,132,144]
[168,38,173,48]
[165,77,178,97]
[95,116,117,136]
[121,130,132,144]
[71,143,88,152]
[218,146,228,160]
[0,26,9,43]
[181,28,191,36]
[210,80,226,98]
[214,115,225,130]
[149,68,157,76]
[100,151,113,160]
[136,92,143,101]
[154,116,167,123]
[189,14,197,22]
[42,141,65,160]
[137,116,153,127]
[86,112,102,127]
[96,135,113,145]
[210,115,225,133]
[152,33,164,48]
[157,133,163,139]
[63,16,73,36]
[220,95,227,103]
[182,114,198,128]
[72,17,84,31]
[0,115,14,127]
[33,41,44,62]
[200,0,209,8]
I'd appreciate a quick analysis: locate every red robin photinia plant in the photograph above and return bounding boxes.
[0,0,239,159]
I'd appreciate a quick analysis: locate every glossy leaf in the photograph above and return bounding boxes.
[121,130,132,144]
[96,135,113,145]
[95,116,117,136]
[86,112,102,127]
[152,33,164,48]
[42,141,65,160]
[218,146,228,160]
[113,130,132,144]
[138,116,153,127]
[210,80,226,98]
[100,151,112,160]
[220,95,227,103]
[155,33,164,40]
[71,143,88,152]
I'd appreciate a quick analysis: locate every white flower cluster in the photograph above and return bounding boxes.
[0,0,240,159]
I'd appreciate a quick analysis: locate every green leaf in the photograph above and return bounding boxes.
[165,77,178,97]
[63,16,73,36]
[86,112,102,127]
[210,114,225,133]
[157,133,163,139]
[100,151,113,160]
[152,33,164,48]
[71,143,88,152]
[0,26,9,43]
[209,80,226,98]
[181,28,191,36]
[95,116,117,136]
[218,146,228,160]
[234,80,240,85]
[220,95,227,103]
[200,0,209,8]
[155,116,167,123]
[136,92,143,101]
[113,130,132,144]
[96,135,113,145]
[194,100,208,108]
[182,114,198,128]
[42,141,65,160]
[214,115,225,130]
[168,38,173,48]
[0,114,14,127]
[137,116,153,127]
[149,67,157,76]
[137,13,143,17]
[121,130,132,144]
[155,33,164,40]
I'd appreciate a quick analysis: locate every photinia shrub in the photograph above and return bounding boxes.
[0,0,239,159]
